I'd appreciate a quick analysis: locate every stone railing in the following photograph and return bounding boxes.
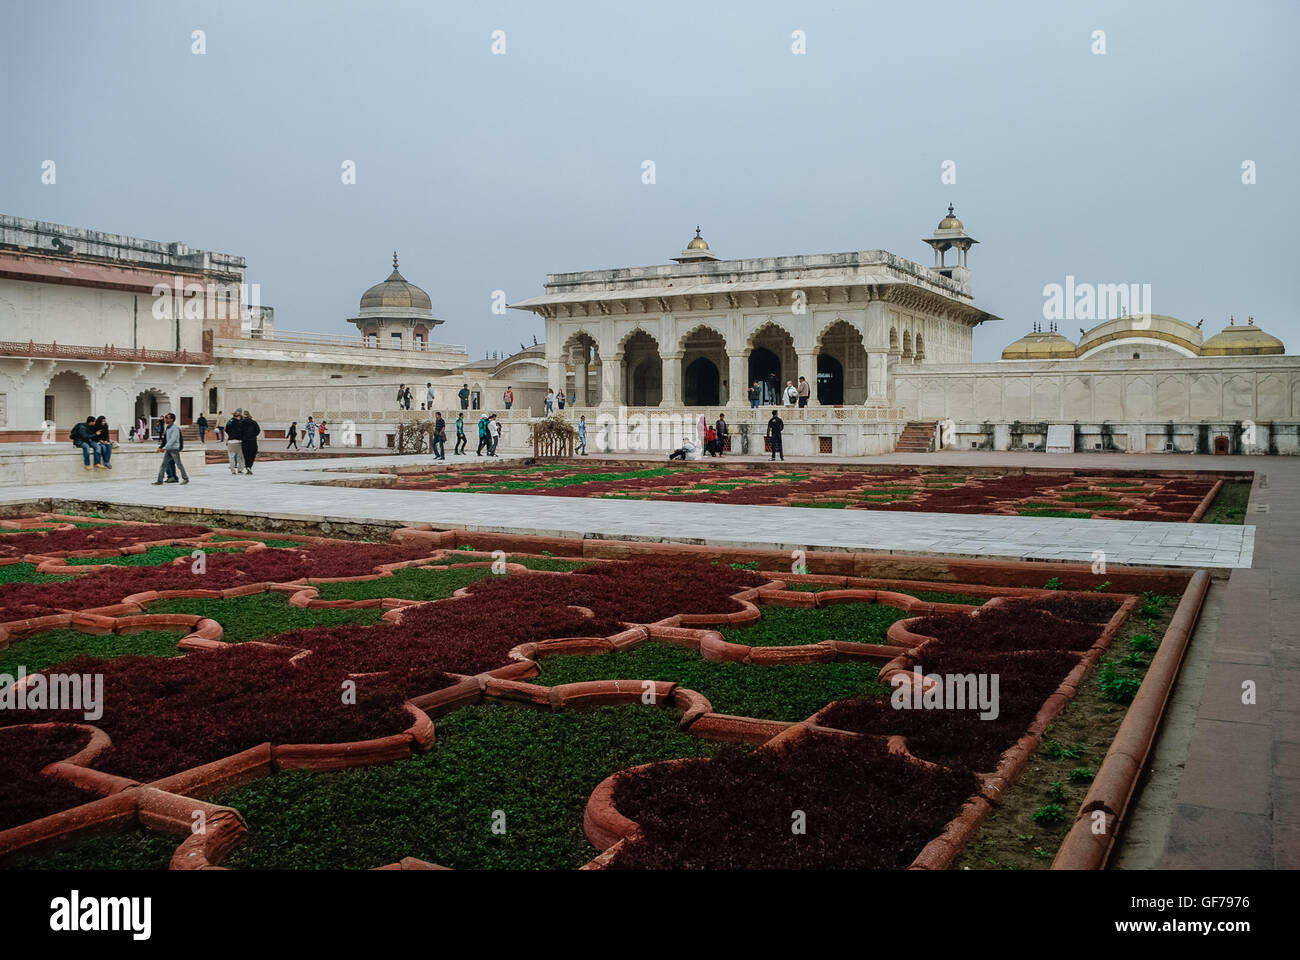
[239,329,466,354]
[0,340,211,364]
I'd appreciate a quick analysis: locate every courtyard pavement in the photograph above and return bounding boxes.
[0,447,1256,569]
[0,446,1289,868]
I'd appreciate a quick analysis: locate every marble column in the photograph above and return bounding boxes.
[600,357,622,406]
[796,350,818,407]
[660,352,682,407]
[727,351,748,408]
[575,358,589,407]
[547,359,566,400]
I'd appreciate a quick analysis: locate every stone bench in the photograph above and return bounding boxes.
[0,442,209,486]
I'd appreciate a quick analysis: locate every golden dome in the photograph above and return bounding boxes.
[359,252,432,312]
[1200,317,1285,356]
[1001,327,1077,360]
[686,226,710,250]
[937,204,963,231]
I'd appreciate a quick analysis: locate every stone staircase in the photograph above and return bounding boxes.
[894,420,938,453]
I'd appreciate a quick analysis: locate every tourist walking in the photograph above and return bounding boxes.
[319,420,330,447]
[404,385,413,410]
[766,410,785,461]
[749,380,760,409]
[487,413,500,456]
[454,413,467,454]
[287,421,299,449]
[71,416,102,470]
[503,386,513,410]
[797,376,811,408]
[304,417,317,450]
[697,413,707,450]
[556,391,565,411]
[225,409,245,473]
[151,413,189,485]
[544,388,554,414]
[426,382,434,409]
[459,384,470,410]
[93,416,115,469]
[577,415,586,455]
[704,423,717,456]
[197,413,208,443]
[714,413,728,456]
[432,412,447,460]
[397,384,406,410]
[476,413,490,455]
[241,410,262,474]
[784,380,798,406]
[136,415,148,444]
[214,414,224,443]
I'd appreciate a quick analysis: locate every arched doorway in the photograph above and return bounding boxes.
[45,371,91,430]
[817,355,844,405]
[622,330,662,406]
[816,320,868,405]
[748,324,795,406]
[683,357,721,407]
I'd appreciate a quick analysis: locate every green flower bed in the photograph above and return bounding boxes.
[146,593,387,645]
[0,562,71,585]
[1017,509,1094,519]
[216,703,730,870]
[1059,494,1120,503]
[66,545,239,567]
[719,602,905,647]
[530,642,888,722]
[0,628,186,674]
[7,826,179,871]
[310,559,585,602]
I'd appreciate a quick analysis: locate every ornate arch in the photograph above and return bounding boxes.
[745,320,795,351]
[677,322,727,354]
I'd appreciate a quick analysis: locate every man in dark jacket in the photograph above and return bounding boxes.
[71,417,101,470]
[714,414,728,457]
[225,409,245,474]
[458,384,471,410]
[766,410,784,461]
[432,413,446,461]
[240,410,262,474]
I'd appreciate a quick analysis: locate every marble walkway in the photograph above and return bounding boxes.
[0,448,1255,569]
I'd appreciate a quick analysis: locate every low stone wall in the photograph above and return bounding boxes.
[0,443,209,486]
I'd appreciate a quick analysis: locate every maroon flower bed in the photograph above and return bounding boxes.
[818,649,1082,770]
[0,524,211,557]
[908,606,1102,653]
[0,542,446,620]
[1016,594,1121,623]
[608,736,979,869]
[0,725,99,831]
[0,556,761,787]
[465,556,766,624]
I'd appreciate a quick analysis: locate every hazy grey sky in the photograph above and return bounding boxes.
[2,0,1296,360]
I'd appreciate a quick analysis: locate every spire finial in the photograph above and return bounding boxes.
[393,251,399,271]
[947,203,955,217]
[694,225,701,238]
[1230,314,1235,325]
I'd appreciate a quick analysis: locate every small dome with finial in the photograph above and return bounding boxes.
[686,226,710,250]
[672,225,720,263]
[359,251,433,313]
[937,204,963,231]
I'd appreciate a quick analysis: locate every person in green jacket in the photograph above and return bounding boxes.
[476,414,490,456]
[454,413,467,455]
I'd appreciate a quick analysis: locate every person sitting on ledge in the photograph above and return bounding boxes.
[70,416,103,471]
[93,415,114,470]
[669,437,698,461]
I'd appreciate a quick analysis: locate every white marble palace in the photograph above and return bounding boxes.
[2,207,1299,472]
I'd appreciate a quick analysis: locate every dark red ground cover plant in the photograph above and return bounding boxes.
[0,524,210,557]
[818,649,1082,771]
[0,725,98,830]
[908,605,1102,653]
[463,556,766,624]
[0,556,762,789]
[1017,594,1120,623]
[0,542,447,620]
[608,735,979,869]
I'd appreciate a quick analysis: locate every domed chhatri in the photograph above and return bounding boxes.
[673,225,720,263]
[937,204,964,231]
[1201,315,1286,356]
[922,204,977,272]
[348,252,443,345]
[359,251,434,314]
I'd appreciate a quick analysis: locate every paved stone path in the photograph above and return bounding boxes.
[0,448,1254,568]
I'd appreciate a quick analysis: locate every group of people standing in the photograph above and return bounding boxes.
[749,376,810,408]
[396,383,437,411]
[284,417,328,450]
[222,409,262,475]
